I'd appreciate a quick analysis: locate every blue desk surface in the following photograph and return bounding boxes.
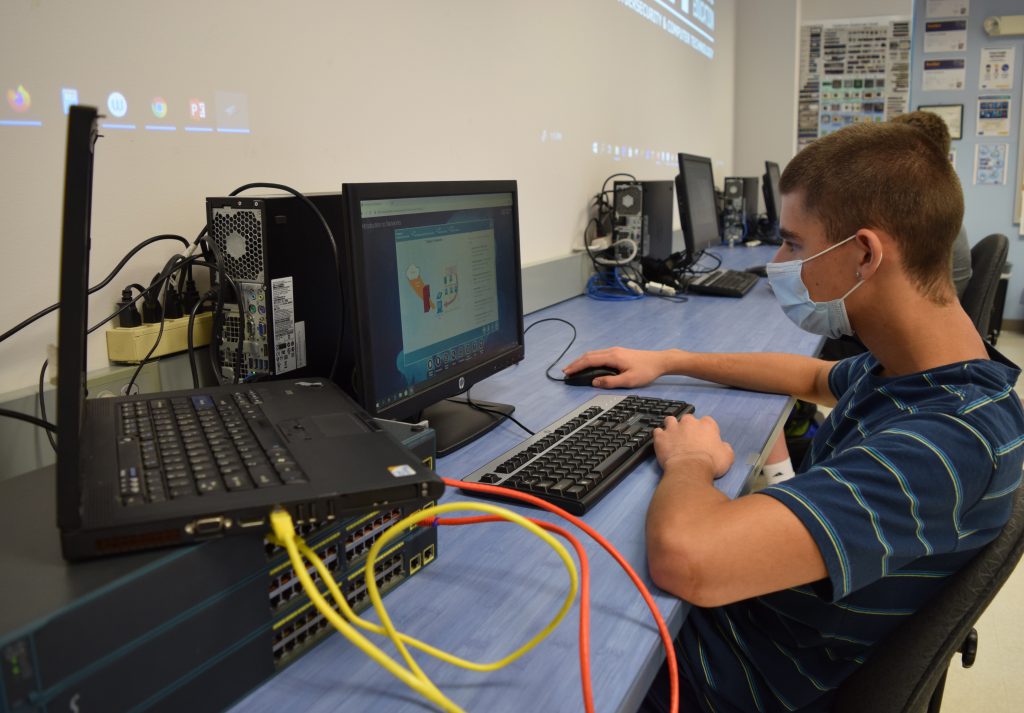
[227,246,823,713]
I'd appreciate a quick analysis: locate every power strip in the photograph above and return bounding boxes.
[106,312,213,364]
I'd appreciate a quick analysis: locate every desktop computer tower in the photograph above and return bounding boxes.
[723,177,760,240]
[205,193,344,382]
[0,422,438,713]
[611,181,643,258]
[614,180,673,260]
[722,178,746,243]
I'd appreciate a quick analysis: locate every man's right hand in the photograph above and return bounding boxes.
[563,347,673,389]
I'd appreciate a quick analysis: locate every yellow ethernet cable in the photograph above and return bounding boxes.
[269,503,579,711]
[270,509,456,711]
[291,505,578,672]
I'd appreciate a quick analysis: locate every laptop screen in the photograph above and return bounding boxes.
[55,105,98,530]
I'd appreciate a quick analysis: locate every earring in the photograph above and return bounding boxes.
[855,271,862,278]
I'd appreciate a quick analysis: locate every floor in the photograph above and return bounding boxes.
[941,328,1024,711]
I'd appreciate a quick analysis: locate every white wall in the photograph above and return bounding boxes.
[802,0,912,22]
[734,0,801,185]
[0,0,737,394]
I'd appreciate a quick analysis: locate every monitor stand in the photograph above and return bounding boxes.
[419,399,515,458]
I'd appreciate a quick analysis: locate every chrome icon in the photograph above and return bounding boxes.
[150,97,168,118]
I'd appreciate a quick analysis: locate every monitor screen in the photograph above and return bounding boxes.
[763,161,782,226]
[676,153,720,259]
[341,181,524,453]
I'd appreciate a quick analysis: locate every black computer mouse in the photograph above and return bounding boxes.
[564,366,620,387]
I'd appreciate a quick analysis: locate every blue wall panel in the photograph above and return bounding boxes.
[909,0,1023,320]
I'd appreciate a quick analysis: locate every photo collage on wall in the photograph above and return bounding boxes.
[798,18,911,150]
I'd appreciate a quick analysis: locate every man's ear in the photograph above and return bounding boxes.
[854,230,885,279]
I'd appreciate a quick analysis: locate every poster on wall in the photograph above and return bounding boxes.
[922,58,966,90]
[917,103,963,139]
[977,95,1012,137]
[974,143,1009,185]
[979,47,1015,90]
[924,20,967,53]
[797,18,911,150]
[926,0,969,18]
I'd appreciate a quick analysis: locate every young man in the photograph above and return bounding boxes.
[565,122,1024,712]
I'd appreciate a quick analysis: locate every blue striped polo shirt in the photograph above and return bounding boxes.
[677,346,1024,713]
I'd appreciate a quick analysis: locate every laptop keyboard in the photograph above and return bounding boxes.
[117,391,305,506]
[461,395,694,515]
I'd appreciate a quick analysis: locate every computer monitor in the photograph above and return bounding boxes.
[340,181,525,456]
[676,153,721,262]
[763,160,782,226]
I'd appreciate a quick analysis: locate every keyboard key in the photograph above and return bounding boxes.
[279,468,308,484]
[224,474,253,491]
[252,470,280,488]
[197,479,224,494]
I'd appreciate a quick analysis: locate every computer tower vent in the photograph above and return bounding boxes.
[210,206,266,282]
[614,184,643,215]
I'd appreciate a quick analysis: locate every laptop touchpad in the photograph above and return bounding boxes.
[282,414,369,441]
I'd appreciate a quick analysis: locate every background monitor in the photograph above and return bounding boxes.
[763,160,782,226]
[341,181,524,456]
[675,153,721,261]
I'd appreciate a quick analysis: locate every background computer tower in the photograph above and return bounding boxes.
[611,181,643,261]
[722,178,746,243]
[205,193,344,382]
[614,180,673,260]
[738,177,760,227]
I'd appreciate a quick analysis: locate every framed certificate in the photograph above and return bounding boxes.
[917,104,964,140]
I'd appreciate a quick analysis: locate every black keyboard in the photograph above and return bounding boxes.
[116,391,305,506]
[686,268,759,297]
[461,395,694,515]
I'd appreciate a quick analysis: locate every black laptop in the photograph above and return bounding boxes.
[57,106,443,560]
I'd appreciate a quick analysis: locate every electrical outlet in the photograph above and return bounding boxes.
[105,312,213,364]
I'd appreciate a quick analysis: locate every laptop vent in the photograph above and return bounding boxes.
[210,206,265,282]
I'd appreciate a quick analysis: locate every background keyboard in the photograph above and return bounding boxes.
[461,394,694,515]
[686,268,759,297]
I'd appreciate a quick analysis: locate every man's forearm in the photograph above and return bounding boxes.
[661,350,836,406]
[645,455,729,603]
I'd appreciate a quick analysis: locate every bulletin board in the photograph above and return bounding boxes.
[797,17,912,150]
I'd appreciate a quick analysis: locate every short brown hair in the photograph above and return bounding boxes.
[892,110,952,155]
[780,122,964,302]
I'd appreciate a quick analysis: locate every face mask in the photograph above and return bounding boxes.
[766,234,871,339]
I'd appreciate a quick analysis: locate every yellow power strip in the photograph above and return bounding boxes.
[106,312,214,364]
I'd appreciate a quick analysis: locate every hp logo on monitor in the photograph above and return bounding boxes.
[458,376,465,390]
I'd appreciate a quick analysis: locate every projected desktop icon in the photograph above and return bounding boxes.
[6,85,31,113]
[106,92,128,118]
[150,97,168,118]
[189,99,207,120]
[215,91,250,133]
[61,88,79,115]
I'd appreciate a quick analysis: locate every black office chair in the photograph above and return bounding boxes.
[959,233,1009,342]
[833,482,1024,713]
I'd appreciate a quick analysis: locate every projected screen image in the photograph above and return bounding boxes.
[617,0,716,58]
[356,193,519,412]
[1,82,250,134]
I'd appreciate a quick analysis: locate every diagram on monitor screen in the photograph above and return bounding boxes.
[394,219,498,359]
[404,264,460,314]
